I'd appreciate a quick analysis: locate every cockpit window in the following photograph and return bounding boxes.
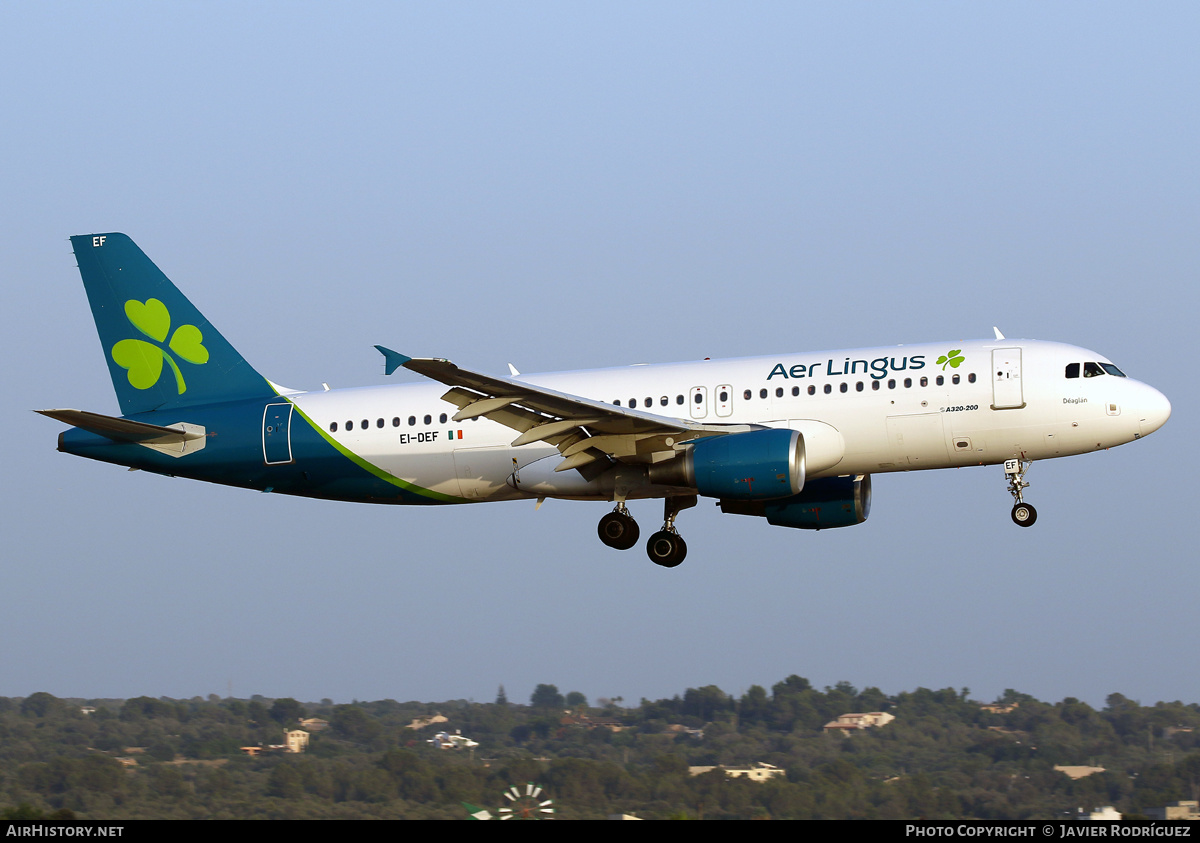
[1100,363,1126,377]
[1083,362,1105,378]
[1065,363,1080,379]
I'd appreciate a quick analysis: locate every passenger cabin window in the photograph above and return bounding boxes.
[346,420,354,430]
[719,390,729,402]
[856,381,864,392]
[968,373,976,383]
[759,388,768,399]
[743,389,751,400]
[952,374,960,385]
[629,398,637,408]
[392,417,400,427]
[920,377,928,387]
[824,384,832,394]
[424,414,432,425]
[440,413,448,423]
[377,418,384,428]
[330,422,338,432]
[1066,363,1080,379]
[839,383,848,393]
[888,379,896,389]
[775,387,784,398]
[660,396,668,406]
[904,378,912,388]
[361,419,368,429]
[408,416,416,426]
[936,375,944,386]
[792,386,800,396]
[676,395,684,405]
[614,400,621,406]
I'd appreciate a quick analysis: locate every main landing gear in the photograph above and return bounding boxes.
[1004,458,1037,527]
[596,495,697,567]
[597,503,639,550]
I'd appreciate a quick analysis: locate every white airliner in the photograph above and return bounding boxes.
[41,234,1171,567]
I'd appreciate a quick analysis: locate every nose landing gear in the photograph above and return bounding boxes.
[1004,459,1037,527]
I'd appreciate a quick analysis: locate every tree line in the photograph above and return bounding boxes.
[1,680,1197,819]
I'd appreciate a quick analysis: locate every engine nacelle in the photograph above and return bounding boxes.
[649,428,804,501]
[719,474,872,530]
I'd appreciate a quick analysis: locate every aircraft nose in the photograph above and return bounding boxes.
[1136,384,1171,437]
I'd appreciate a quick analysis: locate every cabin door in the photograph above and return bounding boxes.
[262,403,294,465]
[991,348,1025,410]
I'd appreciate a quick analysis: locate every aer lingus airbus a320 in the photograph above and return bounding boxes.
[41,234,1171,567]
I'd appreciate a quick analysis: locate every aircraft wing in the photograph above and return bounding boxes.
[377,347,754,472]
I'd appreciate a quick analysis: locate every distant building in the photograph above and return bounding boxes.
[688,763,784,782]
[284,729,310,753]
[407,714,449,730]
[299,717,329,732]
[428,730,479,750]
[824,712,895,734]
[1147,801,1200,821]
[980,703,1019,714]
[1075,806,1121,821]
[1054,765,1105,780]
[560,713,627,732]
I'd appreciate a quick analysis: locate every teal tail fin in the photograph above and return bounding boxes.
[70,233,274,416]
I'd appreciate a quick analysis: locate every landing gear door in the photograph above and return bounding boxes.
[262,403,294,465]
[689,386,708,420]
[991,348,1025,410]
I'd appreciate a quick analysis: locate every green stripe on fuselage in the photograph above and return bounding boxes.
[285,397,469,504]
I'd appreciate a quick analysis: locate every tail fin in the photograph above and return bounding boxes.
[71,233,274,416]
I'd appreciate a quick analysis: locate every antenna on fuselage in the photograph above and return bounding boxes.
[993,327,1006,340]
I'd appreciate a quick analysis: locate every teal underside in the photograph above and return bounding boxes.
[58,396,467,506]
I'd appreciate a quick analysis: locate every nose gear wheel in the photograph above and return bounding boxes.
[1004,459,1037,528]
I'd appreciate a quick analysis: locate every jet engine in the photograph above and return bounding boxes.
[649,428,804,501]
[719,474,872,530]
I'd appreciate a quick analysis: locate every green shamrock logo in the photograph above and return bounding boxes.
[936,349,965,370]
[111,299,209,394]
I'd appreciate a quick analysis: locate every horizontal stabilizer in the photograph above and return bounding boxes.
[37,409,207,458]
[37,409,202,441]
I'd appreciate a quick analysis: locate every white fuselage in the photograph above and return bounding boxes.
[290,338,1170,504]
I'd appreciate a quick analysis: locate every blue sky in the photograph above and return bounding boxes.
[2,2,1197,709]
